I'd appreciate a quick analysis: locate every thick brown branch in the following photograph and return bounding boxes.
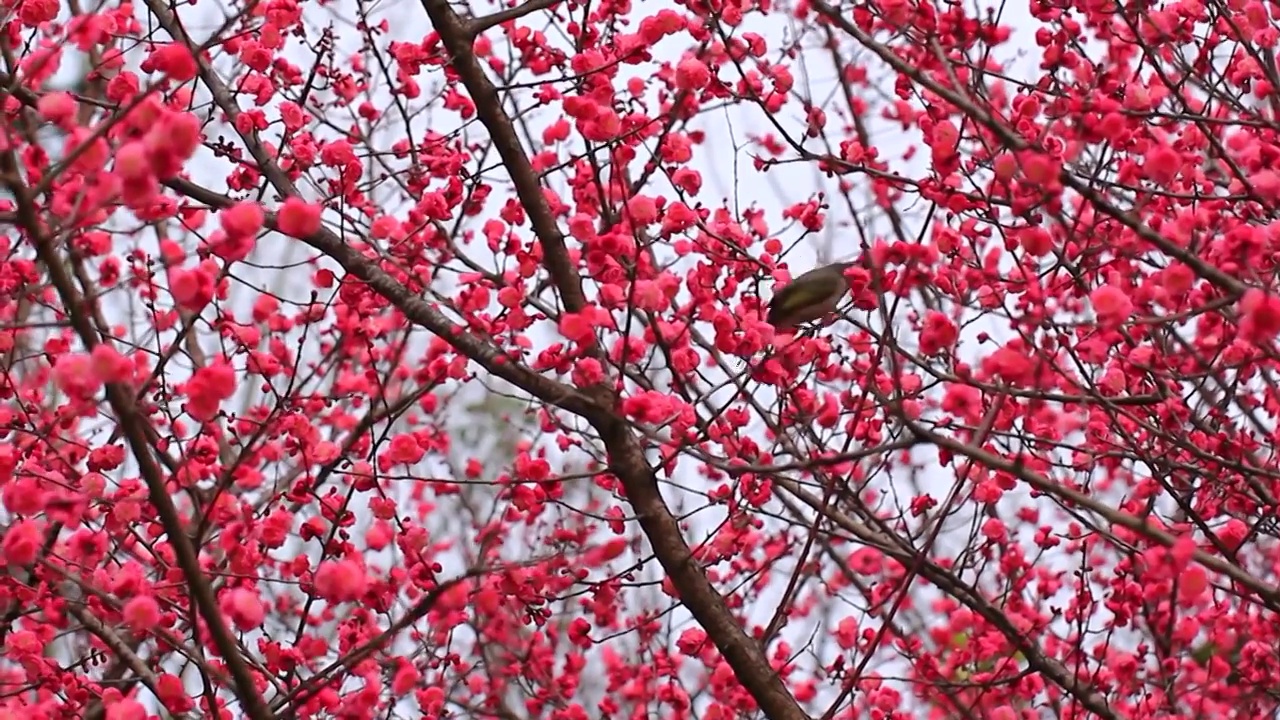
[594,415,816,720]
[420,0,588,315]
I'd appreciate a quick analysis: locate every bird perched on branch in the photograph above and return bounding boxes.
[766,261,857,330]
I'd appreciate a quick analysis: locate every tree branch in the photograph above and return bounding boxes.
[467,0,563,36]
[421,0,588,315]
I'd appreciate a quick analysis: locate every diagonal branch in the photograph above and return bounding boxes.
[269,567,495,715]
[163,178,601,421]
[467,0,563,36]
[775,475,1120,720]
[914,422,1280,605]
[421,0,587,315]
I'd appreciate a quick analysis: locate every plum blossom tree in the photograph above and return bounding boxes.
[0,0,1278,717]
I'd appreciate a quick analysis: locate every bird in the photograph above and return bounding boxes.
[766,261,857,330]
